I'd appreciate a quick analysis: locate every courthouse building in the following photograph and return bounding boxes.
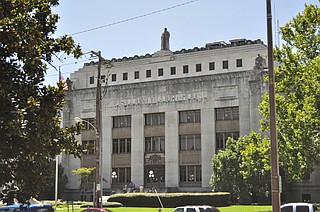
[61,28,318,201]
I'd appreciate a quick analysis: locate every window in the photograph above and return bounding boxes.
[89,76,94,84]
[209,62,215,71]
[111,74,116,82]
[158,68,164,76]
[82,140,95,155]
[180,165,201,182]
[216,107,239,120]
[145,113,165,126]
[222,60,228,69]
[123,72,128,80]
[113,115,131,128]
[145,167,165,183]
[179,110,201,123]
[82,118,95,130]
[196,64,202,72]
[101,75,106,82]
[216,132,239,151]
[146,69,151,78]
[134,71,139,79]
[112,138,131,153]
[111,167,131,184]
[145,136,165,152]
[170,67,176,75]
[281,206,293,212]
[183,65,188,74]
[236,59,243,67]
[296,206,309,212]
[180,134,201,150]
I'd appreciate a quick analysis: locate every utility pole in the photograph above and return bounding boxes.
[266,0,281,211]
[91,50,102,208]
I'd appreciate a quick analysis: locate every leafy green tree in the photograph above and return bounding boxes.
[72,167,95,201]
[211,132,271,203]
[259,3,320,182]
[0,0,83,203]
[39,161,68,200]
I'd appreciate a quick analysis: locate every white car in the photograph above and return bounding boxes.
[281,203,319,212]
[172,205,220,212]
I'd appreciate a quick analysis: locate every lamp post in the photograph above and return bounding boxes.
[149,170,154,192]
[74,117,100,208]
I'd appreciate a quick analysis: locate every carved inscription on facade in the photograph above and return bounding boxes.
[108,91,208,108]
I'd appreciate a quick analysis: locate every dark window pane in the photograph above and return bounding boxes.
[222,60,228,69]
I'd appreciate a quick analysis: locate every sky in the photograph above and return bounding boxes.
[45,0,319,86]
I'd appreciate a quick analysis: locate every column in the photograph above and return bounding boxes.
[131,113,144,187]
[201,108,215,189]
[165,111,179,190]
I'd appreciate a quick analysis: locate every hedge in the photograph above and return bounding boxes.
[107,192,230,208]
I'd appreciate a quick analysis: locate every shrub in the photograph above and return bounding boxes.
[108,192,230,208]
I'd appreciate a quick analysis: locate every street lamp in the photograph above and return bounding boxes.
[111,171,117,184]
[149,170,154,192]
[74,117,101,208]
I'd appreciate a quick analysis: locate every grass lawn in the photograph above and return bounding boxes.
[58,205,272,212]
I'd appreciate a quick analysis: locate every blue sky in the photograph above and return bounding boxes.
[46,0,319,85]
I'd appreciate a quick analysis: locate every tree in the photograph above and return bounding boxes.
[259,3,320,182]
[211,132,271,203]
[0,0,83,203]
[72,167,95,201]
[38,161,68,200]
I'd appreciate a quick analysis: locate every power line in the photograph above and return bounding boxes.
[69,0,200,36]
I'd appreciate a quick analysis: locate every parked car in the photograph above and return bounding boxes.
[81,208,112,212]
[281,203,319,212]
[0,204,54,212]
[172,205,220,212]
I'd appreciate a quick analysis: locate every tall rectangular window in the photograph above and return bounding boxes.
[216,107,239,121]
[222,60,228,69]
[158,68,164,76]
[89,76,94,84]
[196,64,202,72]
[180,165,201,182]
[170,67,176,75]
[236,59,243,67]
[123,72,128,80]
[145,136,165,152]
[183,65,189,74]
[179,134,201,150]
[179,110,201,123]
[145,113,165,126]
[134,71,139,79]
[146,69,151,78]
[209,62,215,71]
[111,74,116,82]
[112,138,131,153]
[113,115,131,128]
[111,168,131,184]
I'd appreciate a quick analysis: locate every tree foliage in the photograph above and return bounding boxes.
[0,0,83,203]
[211,132,271,203]
[259,3,320,181]
[39,162,68,200]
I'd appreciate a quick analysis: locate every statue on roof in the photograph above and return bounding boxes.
[161,28,170,51]
[254,54,266,70]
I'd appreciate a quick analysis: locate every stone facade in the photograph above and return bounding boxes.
[61,29,274,201]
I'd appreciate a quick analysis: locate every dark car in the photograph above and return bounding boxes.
[81,208,112,212]
[0,204,54,212]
